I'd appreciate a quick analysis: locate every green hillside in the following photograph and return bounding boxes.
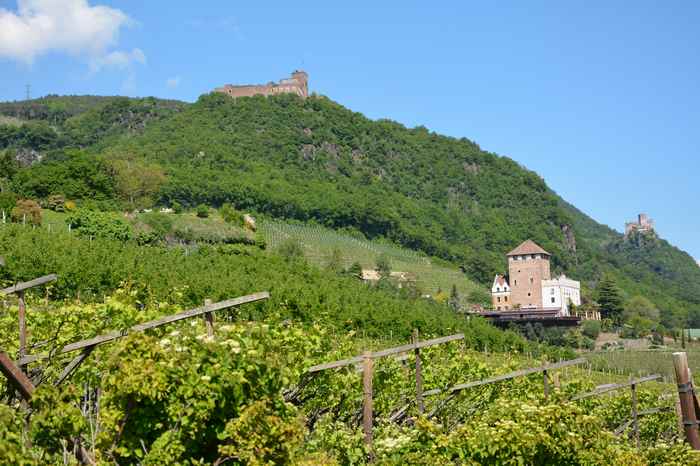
[2,93,699,326]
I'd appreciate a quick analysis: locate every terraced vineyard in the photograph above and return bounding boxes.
[260,219,484,299]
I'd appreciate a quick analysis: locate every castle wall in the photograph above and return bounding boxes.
[215,71,308,99]
[508,254,551,308]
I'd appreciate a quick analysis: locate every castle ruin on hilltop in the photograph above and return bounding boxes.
[625,213,655,237]
[214,70,309,99]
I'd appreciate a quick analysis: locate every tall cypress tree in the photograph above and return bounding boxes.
[597,274,625,323]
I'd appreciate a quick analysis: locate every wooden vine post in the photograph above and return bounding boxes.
[204,298,214,337]
[17,290,26,363]
[673,352,700,450]
[543,369,549,402]
[0,274,58,373]
[306,333,464,459]
[630,378,639,448]
[362,351,374,456]
[413,329,424,413]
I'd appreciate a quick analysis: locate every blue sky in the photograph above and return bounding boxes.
[1,1,699,259]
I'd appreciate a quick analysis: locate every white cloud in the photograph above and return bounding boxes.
[0,0,137,64]
[90,48,146,72]
[166,76,181,89]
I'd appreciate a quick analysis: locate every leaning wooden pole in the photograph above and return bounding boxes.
[0,351,34,401]
[673,352,700,449]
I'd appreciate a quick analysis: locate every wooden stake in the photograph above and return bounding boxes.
[631,381,639,448]
[362,351,373,455]
[543,369,549,402]
[17,290,26,367]
[413,329,424,414]
[204,298,214,337]
[673,352,700,449]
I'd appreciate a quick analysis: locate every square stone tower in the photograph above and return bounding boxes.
[507,240,551,308]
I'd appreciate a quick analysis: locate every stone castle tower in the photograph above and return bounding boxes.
[507,240,551,308]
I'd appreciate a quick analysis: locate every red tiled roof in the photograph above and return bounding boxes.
[506,240,550,257]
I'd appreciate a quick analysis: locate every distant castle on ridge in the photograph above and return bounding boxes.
[215,70,309,99]
[625,213,655,237]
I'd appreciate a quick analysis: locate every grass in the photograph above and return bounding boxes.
[259,219,484,298]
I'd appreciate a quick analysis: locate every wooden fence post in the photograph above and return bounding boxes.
[673,352,700,449]
[631,380,639,448]
[17,290,26,369]
[362,351,374,456]
[413,329,424,413]
[204,298,214,337]
[543,369,549,402]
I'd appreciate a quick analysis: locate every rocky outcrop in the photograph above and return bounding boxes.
[14,148,43,167]
[562,224,576,253]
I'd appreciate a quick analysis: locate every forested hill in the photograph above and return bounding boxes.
[2,93,699,325]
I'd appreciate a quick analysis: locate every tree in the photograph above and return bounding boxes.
[11,199,42,225]
[196,204,209,218]
[325,247,344,273]
[46,194,66,212]
[109,156,166,208]
[220,203,243,225]
[596,275,624,324]
[623,296,660,323]
[346,261,362,278]
[448,284,461,312]
[375,253,391,277]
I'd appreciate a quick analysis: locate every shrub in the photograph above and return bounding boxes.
[277,238,304,262]
[11,199,41,225]
[46,194,66,212]
[219,203,243,225]
[171,200,184,214]
[142,212,173,239]
[196,204,209,218]
[66,209,133,241]
[581,320,601,339]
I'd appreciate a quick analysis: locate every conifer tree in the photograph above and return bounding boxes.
[449,284,460,312]
[596,274,624,324]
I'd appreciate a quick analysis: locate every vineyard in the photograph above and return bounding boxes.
[0,223,698,464]
[586,348,700,383]
[259,219,483,299]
